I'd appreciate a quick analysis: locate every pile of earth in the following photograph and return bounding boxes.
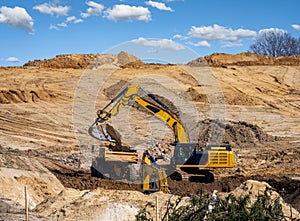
[197,119,278,147]
[23,51,142,69]
[105,118,278,152]
[148,119,279,161]
[103,79,128,100]
[188,52,300,67]
[227,180,299,219]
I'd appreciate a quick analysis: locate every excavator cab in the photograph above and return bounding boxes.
[172,143,198,166]
[171,143,210,169]
[172,143,234,168]
[170,143,234,182]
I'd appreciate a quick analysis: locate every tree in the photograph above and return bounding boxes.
[250,29,300,56]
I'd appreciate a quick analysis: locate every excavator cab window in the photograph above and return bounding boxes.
[173,143,197,165]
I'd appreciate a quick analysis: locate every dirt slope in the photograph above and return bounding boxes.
[23,51,141,69]
[0,147,64,210]
[203,52,300,66]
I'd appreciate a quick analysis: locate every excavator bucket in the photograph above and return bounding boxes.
[88,123,116,142]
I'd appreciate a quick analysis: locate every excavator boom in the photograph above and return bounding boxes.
[89,84,189,144]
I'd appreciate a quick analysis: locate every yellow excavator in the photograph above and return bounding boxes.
[89,84,234,189]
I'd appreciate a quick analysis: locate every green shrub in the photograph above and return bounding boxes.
[136,188,287,221]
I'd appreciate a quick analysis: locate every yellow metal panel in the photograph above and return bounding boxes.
[207,151,234,168]
[143,175,150,192]
[105,151,138,163]
[158,169,169,194]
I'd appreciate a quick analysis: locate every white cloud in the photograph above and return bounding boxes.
[188,40,211,47]
[173,34,189,40]
[49,24,60,30]
[0,6,34,33]
[66,16,83,24]
[57,22,67,28]
[258,28,288,35]
[81,1,104,18]
[145,1,173,11]
[50,15,83,31]
[132,37,184,50]
[188,24,256,42]
[291,24,300,31]
[104,5,151,22]
[66,16,75,22]
[33,3,70,16]
[5,57,21,63]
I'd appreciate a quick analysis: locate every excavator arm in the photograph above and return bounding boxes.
[89,84,189,145]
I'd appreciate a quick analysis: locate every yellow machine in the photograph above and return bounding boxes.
[90,145,169,193]
[89,84,234,184]
[142,150,169,194]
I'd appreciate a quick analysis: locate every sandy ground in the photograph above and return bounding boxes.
[0,52,299,219]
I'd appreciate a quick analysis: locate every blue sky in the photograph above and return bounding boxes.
[0,0,300,65]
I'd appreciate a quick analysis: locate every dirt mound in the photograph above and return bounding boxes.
[0,152,64,210]
[203,52,300,67]
[24,54,99,69]
[230,180,300,218]
[225,120,277,144]
[103,80,128,99]
[198,120,277,146]
[24,51,142,69]
[54,170,139,191]
[121,59,145,68]
[187,57,208,66]
[117,51,143,67]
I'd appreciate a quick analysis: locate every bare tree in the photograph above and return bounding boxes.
[250,30,300,56]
